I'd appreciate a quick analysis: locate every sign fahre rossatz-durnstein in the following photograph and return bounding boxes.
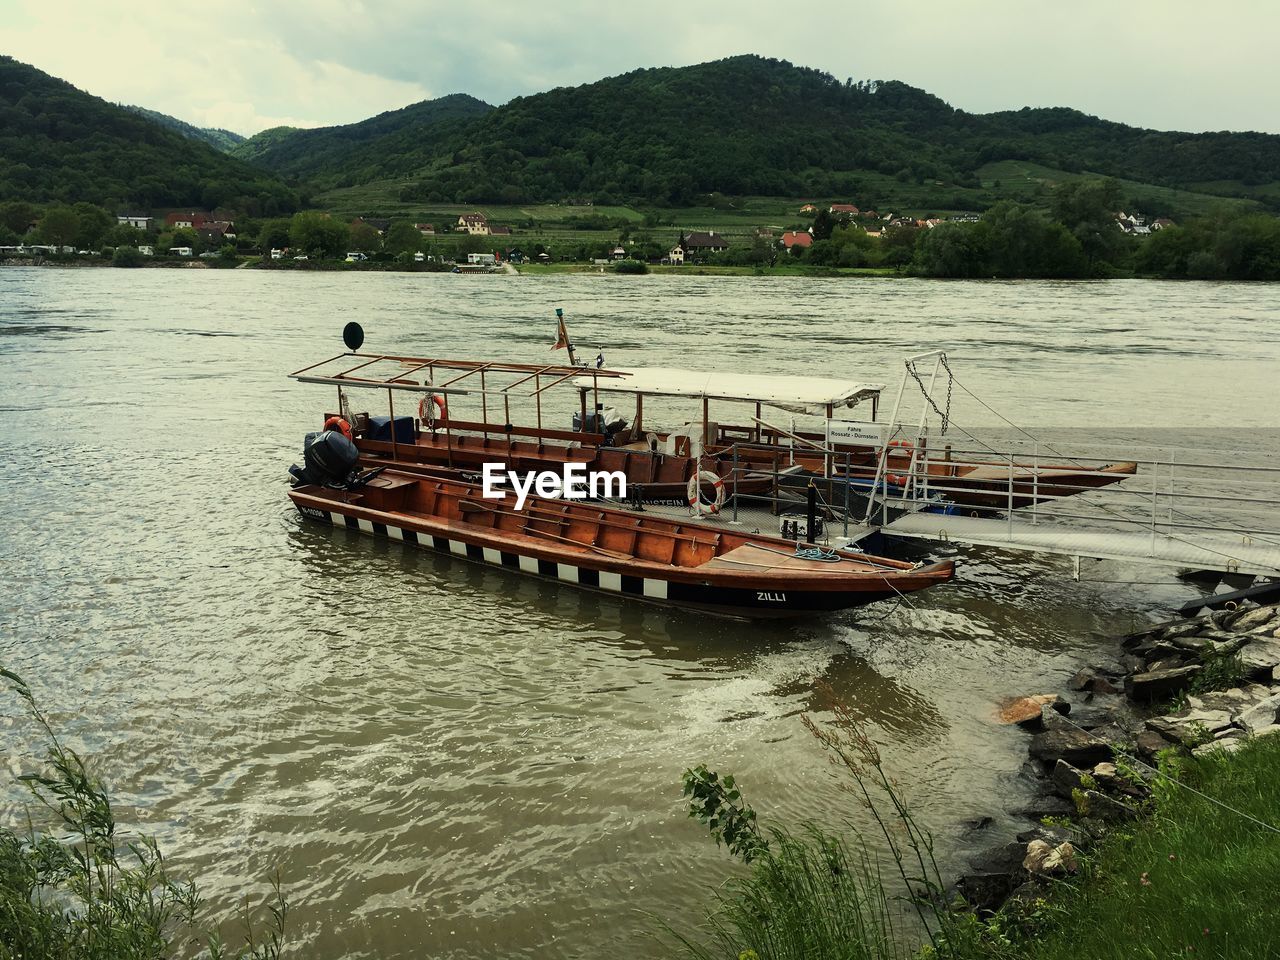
[481,463,626,510]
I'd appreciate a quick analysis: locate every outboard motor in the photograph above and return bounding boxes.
[289,430,360,487]
[572,404,629,442]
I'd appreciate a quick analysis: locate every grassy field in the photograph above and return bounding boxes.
[976,160,1260,218]
[317,169,1261,238]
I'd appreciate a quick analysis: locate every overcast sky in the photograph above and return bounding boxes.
[8,0,1278,136]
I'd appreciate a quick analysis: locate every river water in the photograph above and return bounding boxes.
[1,268,1278,959]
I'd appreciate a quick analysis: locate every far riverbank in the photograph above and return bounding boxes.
[6,252,1268,281]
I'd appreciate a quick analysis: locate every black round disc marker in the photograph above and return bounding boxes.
[343,321,365,351]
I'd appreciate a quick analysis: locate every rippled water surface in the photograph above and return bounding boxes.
[2,268,1278,959]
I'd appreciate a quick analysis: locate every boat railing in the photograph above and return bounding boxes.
[712,437,1280,571]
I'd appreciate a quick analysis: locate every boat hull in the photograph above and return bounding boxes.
[289,483,953,619]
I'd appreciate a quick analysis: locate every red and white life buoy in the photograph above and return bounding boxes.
[418,393,447,430]
[687,469,726,515]
[323,416,353,440]
[885,439,914,487]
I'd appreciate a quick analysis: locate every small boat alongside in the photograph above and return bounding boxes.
[288,465,954,617]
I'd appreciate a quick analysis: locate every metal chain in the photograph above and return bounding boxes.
[905,356,952,436]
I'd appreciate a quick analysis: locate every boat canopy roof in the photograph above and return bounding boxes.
[290,352,627,395]
[575,367,883,415]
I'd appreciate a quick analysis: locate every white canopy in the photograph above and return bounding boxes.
[575,367,883,415]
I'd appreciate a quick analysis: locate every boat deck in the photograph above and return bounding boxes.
[703,542,883,573]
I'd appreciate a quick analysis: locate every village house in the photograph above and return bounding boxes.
[682,230,730,256]
[1152,217,1175,231]
[415,223,436,236]
[611,246,627,260]
[458,213,490,235]
[829,204,859,216]
[489,225,512,237]
[164,211,237,238]
[351,217,389,235]
[165,211,203,229]
[780,230,812,251]
[1115,212,1151,235]
[667,243,685,265]
[117,212,152,231]
[197,224,232,246]
[504,247,525,264]
[799,203,817,214]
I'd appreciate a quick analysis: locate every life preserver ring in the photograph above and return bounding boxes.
[886,439,914,487]
[418,393,447,430]
[687,469,726,515]
[323,416,353,440]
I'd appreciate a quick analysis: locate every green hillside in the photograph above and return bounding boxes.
[0,56,296,212]
[229,94,492,184]
[241,55,1280,215]
[122,104,246,152]
[229,125,301,164]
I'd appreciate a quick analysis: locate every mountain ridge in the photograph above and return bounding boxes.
[231,55,1280,210]
[121,104,246,152]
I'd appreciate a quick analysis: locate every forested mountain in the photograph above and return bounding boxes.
[122,104,246,152]
[230,94,492,184]
[240,55,1280,208]
[0,57,296,212]
[229,125,301,164]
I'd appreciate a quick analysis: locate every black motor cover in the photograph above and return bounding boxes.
[298,430,359,486]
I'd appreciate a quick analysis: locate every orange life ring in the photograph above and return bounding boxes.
[886,439,914,487]
[687,469,726,515]
[418,393,447,429]
[323,416,353,440]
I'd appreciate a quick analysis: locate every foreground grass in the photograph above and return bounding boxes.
[673,693,1280,960]
[1018,736,1280,960]
[0,668,287,960]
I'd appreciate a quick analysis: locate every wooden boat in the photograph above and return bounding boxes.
[765,445,1139,511]
[288,469,954,618]
[568,367,1139,512]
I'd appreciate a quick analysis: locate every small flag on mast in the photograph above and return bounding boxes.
[552,315,569,351]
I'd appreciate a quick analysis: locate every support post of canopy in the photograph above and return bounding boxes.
[387,387,398,460]
[480,369,488,441]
